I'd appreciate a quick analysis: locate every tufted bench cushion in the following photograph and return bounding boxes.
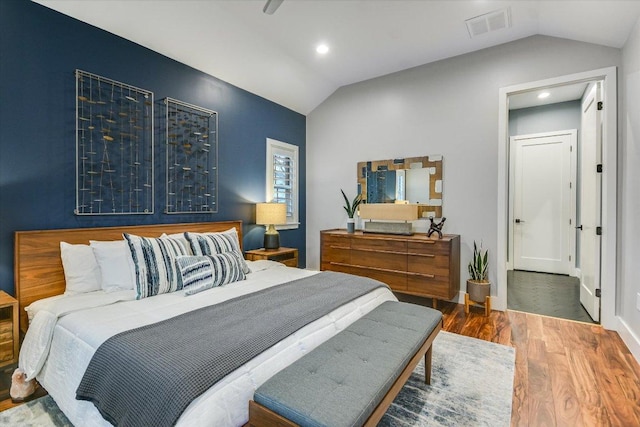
[249,301,442,427]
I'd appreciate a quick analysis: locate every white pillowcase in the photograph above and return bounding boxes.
[124,233,188,299]
[161,233,193,255]
[60,242,102,295]
[90,240,135,292]
[184,228,249,273]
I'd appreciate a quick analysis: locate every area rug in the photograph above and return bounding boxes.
[379,331,515,426]
[0,331,514,427]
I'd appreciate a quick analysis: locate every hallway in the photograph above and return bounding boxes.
[507,270,596,323]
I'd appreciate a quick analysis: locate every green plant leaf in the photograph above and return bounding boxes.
[341,189,360,217]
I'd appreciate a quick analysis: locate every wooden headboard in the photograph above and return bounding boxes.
[14,220,243,333]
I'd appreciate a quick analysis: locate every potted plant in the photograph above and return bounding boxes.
[467,241,490,303]
[341,189,362,233]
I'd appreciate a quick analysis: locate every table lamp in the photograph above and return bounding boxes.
[359,203,419,235]
[256,203,287,249]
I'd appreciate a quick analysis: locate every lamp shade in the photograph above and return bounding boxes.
[256,203,287,225]
[359,203,418,221]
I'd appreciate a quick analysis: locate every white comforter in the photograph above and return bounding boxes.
[20,261,396,426]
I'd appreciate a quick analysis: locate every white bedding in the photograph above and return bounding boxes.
[21,260,396,426]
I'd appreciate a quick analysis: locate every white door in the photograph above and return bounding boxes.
[512,131,575,274]
[579,83,602,322]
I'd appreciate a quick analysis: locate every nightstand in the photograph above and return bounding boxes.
[245,247,299,268]
[0,292,18,368]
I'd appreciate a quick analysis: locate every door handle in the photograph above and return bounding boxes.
[576,225,583,230]
[515,218,525,224]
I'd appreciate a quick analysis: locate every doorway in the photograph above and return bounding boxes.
[497,67,618,329]
[510,130,576,276]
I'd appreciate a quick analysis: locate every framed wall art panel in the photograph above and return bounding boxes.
[75,69,154,215]
[164,97,218,214]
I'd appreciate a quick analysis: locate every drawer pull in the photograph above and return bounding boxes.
[330,262,405,276]
[329,245,350,250]
[407,253,435,258]
[406,272,436,279]
[352,248,407,256]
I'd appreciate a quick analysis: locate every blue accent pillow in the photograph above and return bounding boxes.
[124,233,188,299]
[184,228,250,273]
[175,252,247,296]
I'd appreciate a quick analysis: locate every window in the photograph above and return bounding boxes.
[266,138,299,229]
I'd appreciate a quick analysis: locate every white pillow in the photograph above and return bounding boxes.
[60,242,102,295]
[184,228,249,273]
[161,233,193,255]
[90,240,135,292]
[124,234,188,299]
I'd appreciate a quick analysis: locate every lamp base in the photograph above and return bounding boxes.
[264,232,280,250]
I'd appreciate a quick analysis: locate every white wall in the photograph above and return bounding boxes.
[509,100,581,137]
[619,16,640,359]
[307,35,621,306]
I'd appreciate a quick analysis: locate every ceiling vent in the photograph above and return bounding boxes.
[465,7,511,38]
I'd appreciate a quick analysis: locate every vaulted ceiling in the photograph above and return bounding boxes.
[34,0,640,115]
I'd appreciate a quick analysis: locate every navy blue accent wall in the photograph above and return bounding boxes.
[0,0,306,295]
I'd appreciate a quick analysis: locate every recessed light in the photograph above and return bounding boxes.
[538,92,550,99]
[316,44,329,54]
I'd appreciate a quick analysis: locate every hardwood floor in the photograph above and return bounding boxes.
[0,301,638,426]
[438,301,640,427]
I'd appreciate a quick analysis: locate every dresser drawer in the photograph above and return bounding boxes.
[407,240,451,256]
[352,238,406,253]
[0,319,11,334]
[351,237,407,272]
[321,234,351,265]
[322,246,350,264]
[407,254,451,276]
[351,249,406,271]
[322,235,351,249]
[322,262,353,275]
[349,266,407,292]
[407,275,453,299]
[0,340,13,363]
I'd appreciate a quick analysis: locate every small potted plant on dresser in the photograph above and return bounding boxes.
[341,189,362,233]
[466,241,491,315]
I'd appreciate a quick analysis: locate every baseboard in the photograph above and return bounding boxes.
[617,317,640,364]
[574,268,582,279]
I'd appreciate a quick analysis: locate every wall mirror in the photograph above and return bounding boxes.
[357,155,443,218]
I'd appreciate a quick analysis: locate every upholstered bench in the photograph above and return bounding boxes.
[248,301,443,427]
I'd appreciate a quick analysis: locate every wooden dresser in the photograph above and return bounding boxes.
[320,229,460,303]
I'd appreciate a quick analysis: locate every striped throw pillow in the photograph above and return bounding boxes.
[176,252,246,296]
[184,228,250,273]
[124,233,188,299]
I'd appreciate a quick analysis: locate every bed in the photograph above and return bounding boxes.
[14,221,397,426]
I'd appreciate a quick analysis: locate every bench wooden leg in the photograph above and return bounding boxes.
[424,345,433,385]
